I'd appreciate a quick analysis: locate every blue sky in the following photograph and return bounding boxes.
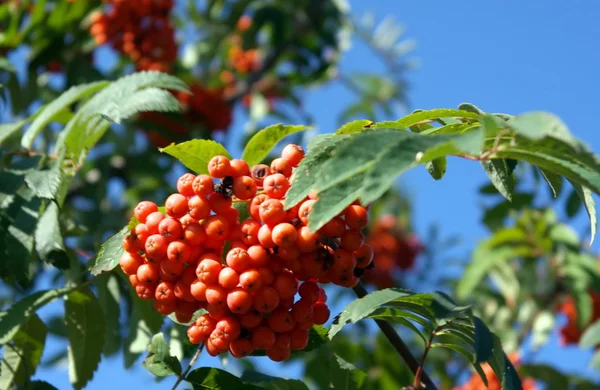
[31,1,600,388]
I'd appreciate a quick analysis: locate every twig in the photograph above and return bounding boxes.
[171,342,204,390]
[414,329,436,389]
[352,283,437,389]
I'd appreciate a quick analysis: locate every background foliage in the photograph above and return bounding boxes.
[1,1,600,390]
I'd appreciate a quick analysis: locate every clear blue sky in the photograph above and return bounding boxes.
[32,1,600,388]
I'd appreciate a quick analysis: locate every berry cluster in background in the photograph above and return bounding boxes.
[557,291,600,345]
[453,353,537,390]
[120,144,375,361]
[363,214,423,289]
[90,0,177,73]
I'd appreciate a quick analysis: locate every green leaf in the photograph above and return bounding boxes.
[124,290,164,368]
[304,325,329,352]
[580,320,600,349]
[482,159,515,202]
[0,314,47,388]
[458,103,486,115]
[473,317,494,363]
[425,158,447,180]
[56,71,188,165]
[487,336,523,390]
[573,288,593,329]
[64,288,106,390]
[0,120,27,147]
[508,111,574,145]
[142,333,182,377]
[96,275,121,356]
[284,134,350,209]
[308,173,364,232]
[34,201,68,268]
[335,120,374,135]
[566,187,582,217]
[394,109,482,128]
[24,162,63,201]
[241,371,309,390]
[89,226,128,275]
[329,288,425,339]
[330,354,367,390]
[27,381,59,390]
[0,288,70,344]
[21,81,109,149]
[0,58,16,73]
[241,124,309,167]
[186,367,261,389]
[568,181,596,244]
[160,139,231,175]
[539,169,563,198]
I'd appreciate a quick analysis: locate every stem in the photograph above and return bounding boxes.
[414,330,436,389]
[352,283,437,390]
[171,343,204,390]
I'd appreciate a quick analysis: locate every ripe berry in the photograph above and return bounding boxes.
[177,173,196,197]
[208,156,232,178]
[192,175,214,196]
[145,211,165,233]
[202,215,230,241]
[188,196,211,220]
[253,286,279,313]
[218,267,240,289]
[227,287,253,314]
[263,173,290,199]
[230,159,250,177]
[257,224,276,248]
[233,176,257,200]
[229,338,254,358]
[134,201,159,223]
[226,248,251,273]
[240,219,260,245]
[259,199,286,226]
[344,204,369,229]
[290,329,309,350]
[196,258,222,285]
[239,310,263,329]
[120,252,144,275]
[251,326,276,350]
[239,269,263,292]
[273,271,298,299]
[165,193,188,218]
[270,158,292,177]
[158,218,183,242]
[167,241,191,263]
[145,234,168,260]
[299,281,320,304]
[281,144,304,167]
[155,281,176,302]
[267,309,296,333]
[271,223,297,247]
[313,302,331,325]
[184,222,207,246]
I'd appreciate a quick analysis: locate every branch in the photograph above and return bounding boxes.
[352,283,437,390]
[171,342,204,390]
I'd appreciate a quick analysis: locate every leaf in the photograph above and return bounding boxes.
[241,371,309,390]
[328,288,421,339]
[34,201,68,269]
[241,124,310,167]
[568,180,596,244]
[508,111,574,145]
[573,288,593,329]
[482,159,515,202]
[96,275,121,356]
[24,163,63,201]
[0,58,16,73]
[89,226,128,275]
[21,81,109,149]
[0,120,27,147]
[394,109,482,128]
[186,367,261,389]
[487,336,523,390]
[330,354,367,390]
[580,320,600,349]
[473,317,494,363]
[160,140,231,175]
[335,120,374,135]
[566,187,582,217]
[284,134,350,209]
[539,169,563,198]
[142,333,182,377]
[425,158,447,180]
[56,71,188,165]
[124,290,164,368]
[27,381,59,390]
[0,288,70,344]
[65,288,106,390]
[0,314,47,388]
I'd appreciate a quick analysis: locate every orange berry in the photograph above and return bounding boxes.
[208,155,232,178]
[281,144,304,167]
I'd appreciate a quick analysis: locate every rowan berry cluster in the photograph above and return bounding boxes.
[363,214,423,289]
[557,291,600,345]
[120,144,374,361]
[89,0,177,72]
[453,352,537,390]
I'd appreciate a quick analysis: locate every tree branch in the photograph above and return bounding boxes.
[353,283,437,390]
[171,342,204,390]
